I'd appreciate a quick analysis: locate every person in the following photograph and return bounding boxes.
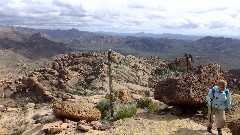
[206,80,232,135]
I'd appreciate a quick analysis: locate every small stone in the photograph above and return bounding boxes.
[90,121,102,127]
[42,121,63,134]
[61,123,68,129]
[77,124,92,132]
[0,105,6,112]
[6,108,19,112]
[25,103,35,109]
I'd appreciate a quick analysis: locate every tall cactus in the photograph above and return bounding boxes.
[108,49,114,117]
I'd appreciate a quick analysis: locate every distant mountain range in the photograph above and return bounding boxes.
[97,31,204,41]
[1,26,240,70]
[0,26,71,59]
[39,28,240,70]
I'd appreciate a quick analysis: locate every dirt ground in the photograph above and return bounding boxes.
[105,111,232,135]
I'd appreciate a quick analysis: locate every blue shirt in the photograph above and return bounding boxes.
[206,86,231,110]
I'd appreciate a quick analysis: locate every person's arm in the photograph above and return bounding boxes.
[206,88,214,102]
[226,89,232,114]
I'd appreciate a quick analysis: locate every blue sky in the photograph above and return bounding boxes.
[0,0,240,36]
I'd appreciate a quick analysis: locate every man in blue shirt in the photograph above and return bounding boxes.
[206,80,232,135]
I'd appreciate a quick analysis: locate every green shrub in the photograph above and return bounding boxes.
[148,103,158,112]
[114,105,137,121]
[154,67,165,76]
[32,113,41,120]
[96,98,111,119]
[41,115,56,124]
[137,98,152,109]
[201,104,208,117]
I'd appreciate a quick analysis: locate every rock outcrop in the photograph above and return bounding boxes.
[168,53,194,71]
[228,119,240,135]
[114,89,132,104]
[154,63,225,106]
[10,51,162,103]
[52,100,101,122]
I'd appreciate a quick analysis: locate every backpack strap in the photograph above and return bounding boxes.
[224,89,229,96]
[211,87,229,97]
[211,88,215,96]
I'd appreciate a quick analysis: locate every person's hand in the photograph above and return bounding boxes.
[210,95,214,100]
[228,109,232,115]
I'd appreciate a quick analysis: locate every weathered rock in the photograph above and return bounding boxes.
[168,53,195,71]
[0,105,6,112]
[22,76,38,90]
[90,121,102,129]
[6,108,19,112]
[63,119,77,125]
[154,63,224,106]
[77,123,92,132]
[42,121,63,134]
[52,61,60,70]
[34,82,53,102]
[114,89,132,104]
[25,103,35,109]
[0,128,8,135]
[20,76,54,102]
[125,83,150,97]
[61,123,69,129]
[228,119,240,135]
[52,101,101,122]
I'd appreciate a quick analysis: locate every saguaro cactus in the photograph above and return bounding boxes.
[108,49,114,117]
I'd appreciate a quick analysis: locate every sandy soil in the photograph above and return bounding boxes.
[105,111,232,135]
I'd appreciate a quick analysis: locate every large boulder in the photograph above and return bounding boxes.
[21,76,54,102]
[228,119,240,135]
[154,63,225,106]
[52,101,101,122]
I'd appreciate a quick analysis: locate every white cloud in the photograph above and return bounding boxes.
[0,0,240,36]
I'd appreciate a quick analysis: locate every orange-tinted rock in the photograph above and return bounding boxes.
[53,101,101,122]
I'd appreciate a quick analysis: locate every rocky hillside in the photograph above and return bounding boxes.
[6,51,167,104]
[0,51,167,134]
[0,50,52,81]
[0,26,71,60]
[0,51,239,134]
[0,25,36,41]
[39,28,240,70]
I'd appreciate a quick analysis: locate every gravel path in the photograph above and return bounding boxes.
[105,113,232,135]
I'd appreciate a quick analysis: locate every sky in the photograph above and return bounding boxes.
[0,0,240,36]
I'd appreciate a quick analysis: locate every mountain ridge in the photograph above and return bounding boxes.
[1,26,240,70]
